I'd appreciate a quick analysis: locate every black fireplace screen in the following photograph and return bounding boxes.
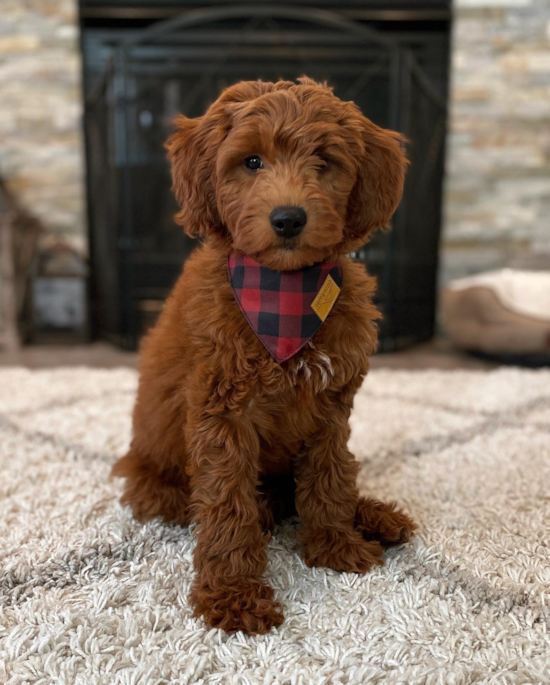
[84,4,450,350]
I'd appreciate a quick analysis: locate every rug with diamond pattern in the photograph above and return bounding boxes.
[0,367,549,684]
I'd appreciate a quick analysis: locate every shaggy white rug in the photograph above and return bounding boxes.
[0,366,549,684]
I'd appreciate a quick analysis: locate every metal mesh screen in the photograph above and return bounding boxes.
[84,5,450,350]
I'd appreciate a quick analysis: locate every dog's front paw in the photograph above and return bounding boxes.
[302,530,384,574]
[190,578,284,635]
[355,497,416,547]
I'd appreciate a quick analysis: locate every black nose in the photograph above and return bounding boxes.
[270,206,307,239]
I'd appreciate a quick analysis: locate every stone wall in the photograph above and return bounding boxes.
[0,0,85,254]
[441,0,550,283]
[1,1,547,291]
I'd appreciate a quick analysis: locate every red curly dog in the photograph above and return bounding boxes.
[113,77,415,634]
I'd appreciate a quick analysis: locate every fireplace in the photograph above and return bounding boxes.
[81,1,451,351]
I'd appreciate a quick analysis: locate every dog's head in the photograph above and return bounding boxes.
[167,78,407,270]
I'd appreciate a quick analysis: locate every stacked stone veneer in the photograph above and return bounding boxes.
[0,1,547,294]
[442,0,550,283]
[0,0,85,253]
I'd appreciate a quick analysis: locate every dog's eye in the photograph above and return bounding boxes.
[313,154,330,173]
[244,156,263,171]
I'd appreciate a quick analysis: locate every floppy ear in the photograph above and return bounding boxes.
[345,112,408,246]
[166,113,226,238]
[166,81,287,238]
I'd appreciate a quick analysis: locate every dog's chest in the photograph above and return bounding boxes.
[284,343,335,391]
[246,343,336,433]
[247,344,335,409]
[248,345,340,473]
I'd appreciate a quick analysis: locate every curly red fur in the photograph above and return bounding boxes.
[112,78,416,635]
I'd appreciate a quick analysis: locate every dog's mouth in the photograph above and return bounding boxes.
[250,241,336,272]
[230,210,344,271]
[277,236,300,251]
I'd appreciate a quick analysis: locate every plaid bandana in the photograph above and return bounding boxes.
[228,254,343,363]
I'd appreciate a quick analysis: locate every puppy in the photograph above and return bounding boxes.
[113,77,415,635]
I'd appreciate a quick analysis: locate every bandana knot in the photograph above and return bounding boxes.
[228,254,343,363]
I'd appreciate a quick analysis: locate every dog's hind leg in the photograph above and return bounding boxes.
[112,448,190,526]
[354,497,416,547]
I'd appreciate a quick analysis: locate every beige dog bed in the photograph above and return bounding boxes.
[441,269,550,358]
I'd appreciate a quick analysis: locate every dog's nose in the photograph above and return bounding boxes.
[270,206,307,239]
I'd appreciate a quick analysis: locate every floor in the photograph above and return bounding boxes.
[0,338,495,370]
[2,364,547,681]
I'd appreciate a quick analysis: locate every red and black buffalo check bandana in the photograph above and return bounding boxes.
[228,254,343,363]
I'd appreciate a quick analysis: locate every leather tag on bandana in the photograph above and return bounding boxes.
[228,254,343,363]
[311,274,341,321]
